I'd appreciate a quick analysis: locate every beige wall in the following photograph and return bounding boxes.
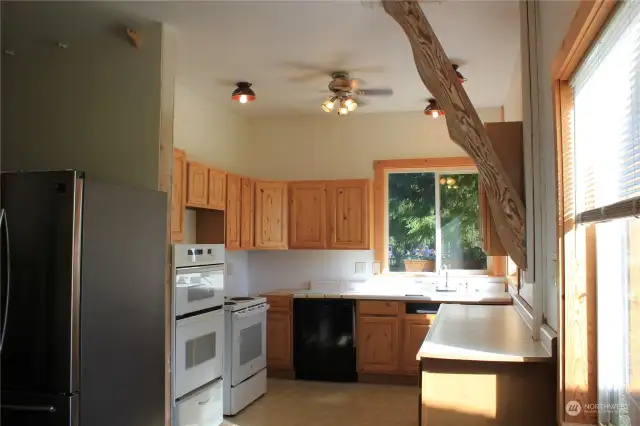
[247,107,503,180]
[1,23,164,190]
[173,84,251,176]
[503,56,524,122]
[534,0,580,331]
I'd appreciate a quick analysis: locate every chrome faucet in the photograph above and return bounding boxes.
[438,264,449,288]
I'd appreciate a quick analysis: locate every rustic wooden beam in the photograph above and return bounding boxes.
[382,0,527,269]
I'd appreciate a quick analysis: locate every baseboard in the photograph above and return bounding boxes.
[266,368,295,379]
[358,373,417,386]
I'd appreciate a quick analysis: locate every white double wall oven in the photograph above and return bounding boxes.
[172,244,225,426]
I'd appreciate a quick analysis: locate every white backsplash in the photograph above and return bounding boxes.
[225,250,250,297]
[247,250,375,294]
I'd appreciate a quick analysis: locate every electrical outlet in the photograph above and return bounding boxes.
[372,262,381,275]
[355,262,367,274]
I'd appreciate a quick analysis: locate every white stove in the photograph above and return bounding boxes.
[223,296,268,312]
[223,296,270,416]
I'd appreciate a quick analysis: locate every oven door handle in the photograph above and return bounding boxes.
[233,304,270,318]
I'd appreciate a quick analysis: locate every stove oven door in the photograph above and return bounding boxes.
[231,304,269,386]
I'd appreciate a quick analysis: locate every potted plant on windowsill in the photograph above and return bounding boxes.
[404,246,436,272]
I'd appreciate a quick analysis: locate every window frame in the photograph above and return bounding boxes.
[552,1,625,424]
[373,158,505,277]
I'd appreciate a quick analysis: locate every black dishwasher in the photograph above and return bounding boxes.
[293,298,357,382]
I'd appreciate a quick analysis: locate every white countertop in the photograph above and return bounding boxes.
[290,289,512,304]
[417,304,553,363]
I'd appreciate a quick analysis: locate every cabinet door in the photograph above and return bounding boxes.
[267,312,292,370]
[357,316,399,373]
[327,180,370,249]
[401,318,431,374]
[480,121,524,256]
[171,149,187,242]
[240,178,255,249]
[226,174,241,249]
[289,182,327,249]
[255,181,288,249]
[186,161,208,208]
[207,169,227,211]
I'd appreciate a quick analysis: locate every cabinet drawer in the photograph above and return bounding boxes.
[358,300,398,316]
[266,295,292,313]
[175,379,222,426]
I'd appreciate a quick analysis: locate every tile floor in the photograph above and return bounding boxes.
[223,379,418,426]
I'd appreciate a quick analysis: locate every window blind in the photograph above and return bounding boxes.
[570,0,640,224]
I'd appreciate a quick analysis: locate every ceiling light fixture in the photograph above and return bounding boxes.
[231,82,256,104]
[424,98,445,119]
[323,95,357,116]
[338,99,349,116]
[453,64,467,84]
[322,96,338,113]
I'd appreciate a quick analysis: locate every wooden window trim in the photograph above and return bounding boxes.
[373,157,506,276]
[552,1,620,424]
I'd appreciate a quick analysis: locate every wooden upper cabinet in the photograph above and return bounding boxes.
[226,174,242,249]
[207,169,227,210]
[171,148,187,243]
[480,121,524,256]
[255,181,288,249]
[357,316,400,373]
[289,182,327,249]
[186,161,209,208]
[327,179,370,249]
[401,318,431,374]
[240,178,255,249]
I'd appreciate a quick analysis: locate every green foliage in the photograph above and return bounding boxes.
[388,172,486,271]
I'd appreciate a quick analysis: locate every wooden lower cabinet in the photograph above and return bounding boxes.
[267,311,292,370]
[401,318,431,374]
[357,316,400,373]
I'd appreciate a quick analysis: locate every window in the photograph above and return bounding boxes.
[386,169,487,273]
[556,1,640,423]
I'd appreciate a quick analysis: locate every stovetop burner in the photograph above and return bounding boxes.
[224,301,236,305]
[229,296,254,301]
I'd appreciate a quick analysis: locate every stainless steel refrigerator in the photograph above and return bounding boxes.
[0,171,167,426]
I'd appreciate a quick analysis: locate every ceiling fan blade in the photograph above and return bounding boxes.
[349,65,386,74]
[288,72,333,83]
[355,88,394,96]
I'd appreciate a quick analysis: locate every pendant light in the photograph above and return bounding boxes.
[231,82,256,104]
[424,98,445,119]
[337,98,349,116]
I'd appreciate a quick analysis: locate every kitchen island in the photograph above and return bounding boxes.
[417,304,556,426]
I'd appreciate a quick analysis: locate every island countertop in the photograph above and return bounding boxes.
[417,304,553,363]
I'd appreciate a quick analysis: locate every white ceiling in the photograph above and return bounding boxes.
[3,1,522,117]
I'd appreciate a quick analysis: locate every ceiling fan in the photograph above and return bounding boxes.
[321,71,393,115]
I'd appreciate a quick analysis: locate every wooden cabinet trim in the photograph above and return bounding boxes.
[170,149,187,243]
[226,174,242,249]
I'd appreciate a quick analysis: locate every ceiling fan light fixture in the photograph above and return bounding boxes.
[344,97,358,112]
[452,64,467,84]
[231,82,256,104]
[322,96,338,113]
[424,98,445,119]
[338,99,349,116]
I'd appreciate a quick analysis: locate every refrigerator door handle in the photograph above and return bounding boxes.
[1,404,56,413]
[0,210,10,353]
